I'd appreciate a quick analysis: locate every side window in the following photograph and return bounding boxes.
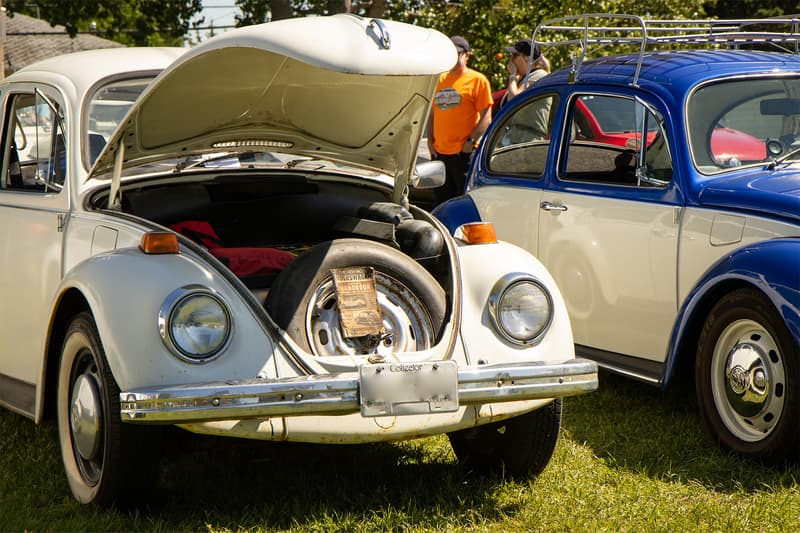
[1,91,65,193]
[562,94,672,187]
[486,94,559,178]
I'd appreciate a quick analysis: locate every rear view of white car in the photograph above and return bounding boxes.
[0,15,597,506]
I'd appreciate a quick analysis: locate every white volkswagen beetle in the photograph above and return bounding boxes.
[0,15,597,506]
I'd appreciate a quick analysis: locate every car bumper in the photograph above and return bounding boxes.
[119,358,598,424]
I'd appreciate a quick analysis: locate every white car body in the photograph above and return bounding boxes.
[0,15,597,505]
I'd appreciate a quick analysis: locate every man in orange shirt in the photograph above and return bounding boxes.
[429,36,493,205]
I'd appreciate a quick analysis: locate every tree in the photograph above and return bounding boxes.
[412,0,710,90]
[704,0,799,18]
[234,0,404,23]
[4,0,203,46]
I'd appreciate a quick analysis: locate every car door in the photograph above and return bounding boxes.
[538,93,680,373]
[0,85,68,416]
[468,93,559,253]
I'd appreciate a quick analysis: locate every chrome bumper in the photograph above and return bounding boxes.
[120,358,598,424]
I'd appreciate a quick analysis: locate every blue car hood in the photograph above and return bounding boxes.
[698,167,800,223]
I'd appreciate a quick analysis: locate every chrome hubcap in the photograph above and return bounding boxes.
[724,342,769,416]
[305,272,434,357]
[70,374,102,460]
[711,319,785,441]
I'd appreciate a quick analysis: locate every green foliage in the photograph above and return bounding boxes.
[410,0,708,90]
[234,0,273,25]
[4,0,202,46]
[705,0,800,18]
[234,0,413,23]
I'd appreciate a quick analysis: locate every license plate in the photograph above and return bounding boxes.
[359,360,459,417]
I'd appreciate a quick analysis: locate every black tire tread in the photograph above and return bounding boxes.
[448,399,562,478]
[695,287,799,462]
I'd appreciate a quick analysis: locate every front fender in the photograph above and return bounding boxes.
[662,237,800,384]
[432,194,482,234]
[456,239,575,367]
[55,247,277,391]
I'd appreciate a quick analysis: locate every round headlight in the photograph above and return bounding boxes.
[488,274,553,346]
[160,287,231,362]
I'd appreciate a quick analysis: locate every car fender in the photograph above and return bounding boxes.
[662,237,800,385]
[53,247,278,392]
[432,194,482,235]
[455,238,575,367]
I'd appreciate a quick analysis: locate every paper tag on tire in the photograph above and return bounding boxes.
[331,266,384,338]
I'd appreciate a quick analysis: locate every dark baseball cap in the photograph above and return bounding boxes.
[451,35,470,53]
[505,39,541,60]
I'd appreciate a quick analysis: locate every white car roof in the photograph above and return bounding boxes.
[5,47,187,97]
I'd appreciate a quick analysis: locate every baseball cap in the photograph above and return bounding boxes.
[451,35,470,53]
[504,39,541,60]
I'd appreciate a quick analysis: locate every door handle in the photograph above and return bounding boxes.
[540,201,567,212]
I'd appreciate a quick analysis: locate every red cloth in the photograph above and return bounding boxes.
[209,247,295,277]
[170,220,222,249]
[171,220,294,277]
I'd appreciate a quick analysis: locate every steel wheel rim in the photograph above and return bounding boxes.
[69,349,104,486]
[305,272,434,357]
[710,318,785,442]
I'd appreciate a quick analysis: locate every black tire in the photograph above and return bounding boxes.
[448,399,562,478]
[57,312,160,506]
[695,288,799,462]
[266,238,446,355]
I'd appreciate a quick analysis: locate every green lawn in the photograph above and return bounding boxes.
[2,371,798,532]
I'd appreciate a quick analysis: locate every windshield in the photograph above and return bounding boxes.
[84,77,153,170]
[688,76,800,173]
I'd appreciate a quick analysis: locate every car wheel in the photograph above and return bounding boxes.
[265,238,446,356]
[696,288,799,462]
[448,399,562,478]
[57,312,160,506]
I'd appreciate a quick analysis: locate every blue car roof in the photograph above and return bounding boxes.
[536,50,800,98]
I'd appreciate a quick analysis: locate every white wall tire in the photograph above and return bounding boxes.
[57,312,160,506]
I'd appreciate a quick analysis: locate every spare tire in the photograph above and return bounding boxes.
[265,238,446,356]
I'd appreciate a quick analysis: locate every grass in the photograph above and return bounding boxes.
[2,370,798,532]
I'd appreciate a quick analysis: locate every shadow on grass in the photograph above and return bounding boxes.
[562,369,800,493]
[144,428,502,529]
[1,408,509,530]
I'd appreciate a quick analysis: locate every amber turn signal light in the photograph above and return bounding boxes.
[460,222,497,244]
[140,232,180,254]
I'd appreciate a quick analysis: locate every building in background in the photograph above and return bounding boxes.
[2,11,123,77]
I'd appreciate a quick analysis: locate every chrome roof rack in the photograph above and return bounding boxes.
[532,14,800,87]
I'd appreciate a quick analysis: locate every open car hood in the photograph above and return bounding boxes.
[89,15,456,199]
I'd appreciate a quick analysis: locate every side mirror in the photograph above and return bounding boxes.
[410,160,445,189]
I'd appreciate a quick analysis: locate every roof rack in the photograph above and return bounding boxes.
[532,14,800,86]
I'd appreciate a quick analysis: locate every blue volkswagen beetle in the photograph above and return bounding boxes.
[435,15,800,461]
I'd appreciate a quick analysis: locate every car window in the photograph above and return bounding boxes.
[1,91,65,193]
[561,94,672,187]
[688,77,800,172]
[485,94,559,178]
[85,78,152,169]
